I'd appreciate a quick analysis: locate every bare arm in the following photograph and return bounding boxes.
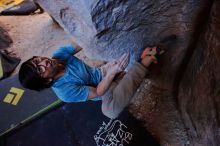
[88,73,116,99]
[71,42,82,54]
[88,53,130,99]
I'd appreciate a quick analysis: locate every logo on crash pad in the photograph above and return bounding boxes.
[94,119,133,146]
[3,87,24,105]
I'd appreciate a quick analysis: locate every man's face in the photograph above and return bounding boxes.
[30,56,59,78]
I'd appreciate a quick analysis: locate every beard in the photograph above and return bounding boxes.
[50,59,66,79]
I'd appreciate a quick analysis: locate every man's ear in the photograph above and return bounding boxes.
[45,78,53,85]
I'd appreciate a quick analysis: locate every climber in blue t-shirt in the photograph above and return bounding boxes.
[19,43,160,118]
[51,44,103,102]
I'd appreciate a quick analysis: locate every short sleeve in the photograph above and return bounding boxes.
[52,44,76,60]
[52,84,89,103]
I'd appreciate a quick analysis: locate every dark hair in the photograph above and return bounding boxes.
[18,58,53,91]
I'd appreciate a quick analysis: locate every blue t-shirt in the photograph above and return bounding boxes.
[51,44,102,102]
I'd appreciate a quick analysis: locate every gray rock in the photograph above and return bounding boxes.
[35,0,220,145]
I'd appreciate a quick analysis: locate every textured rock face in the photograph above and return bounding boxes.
[178,1,220,145]
[36,0,220,145]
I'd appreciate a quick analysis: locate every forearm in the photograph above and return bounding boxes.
[87,74,115,100]
[96,73,116,96]
[88,53,130,99]
[71,43,82,54]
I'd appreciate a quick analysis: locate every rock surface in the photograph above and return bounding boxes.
[35,0,220,145]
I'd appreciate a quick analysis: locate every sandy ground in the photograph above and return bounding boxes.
[0,12,104,75]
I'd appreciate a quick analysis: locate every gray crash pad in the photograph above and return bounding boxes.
[0,74,59,136]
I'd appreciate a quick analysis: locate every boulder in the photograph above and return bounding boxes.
[35,0,220,145]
